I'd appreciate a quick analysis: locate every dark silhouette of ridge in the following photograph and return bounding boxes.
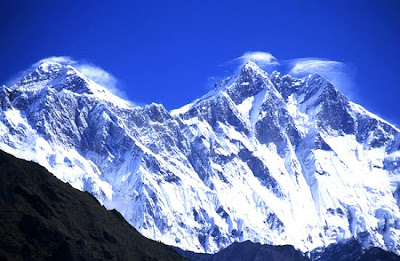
[175,239,400,261]
[174,240,308,261]
[0,149,186,261]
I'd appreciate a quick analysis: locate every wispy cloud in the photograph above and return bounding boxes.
[217,51,280,79]
[220,52,357,99]
[35,56,75,66]
[237,51,280,67]
[36,57,120,92]
[287,58,355,96]
[219,52,355,97]
[288,58,344,76]
[5,56,75,86]
[75,63,119,94]
[9,56,133,104]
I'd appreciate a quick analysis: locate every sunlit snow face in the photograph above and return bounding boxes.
[8,56,134,105]
[228,52,354,99]
[1,55,400,255]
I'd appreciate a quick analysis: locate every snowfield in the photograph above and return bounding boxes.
[0,60,399,254]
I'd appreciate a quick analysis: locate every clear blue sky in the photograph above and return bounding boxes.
[1,1,399,125]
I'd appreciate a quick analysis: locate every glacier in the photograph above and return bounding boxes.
[0,60,399,255]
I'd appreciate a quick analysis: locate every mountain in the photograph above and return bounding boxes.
[176,240,400,261]
[174,241,308,261]
[0,59,399,255]
[6,148,396,261]
[309,239,400,261]
[0,149,185,261]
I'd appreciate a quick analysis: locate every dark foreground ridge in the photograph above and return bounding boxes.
[175,240,400,261]
[0,149,185,261]
[174,240,308,261]
[310,239,400,261]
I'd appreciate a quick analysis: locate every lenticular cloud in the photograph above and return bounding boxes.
[288,58,344,76]
[238,51,279,66]
[287,58,354,96]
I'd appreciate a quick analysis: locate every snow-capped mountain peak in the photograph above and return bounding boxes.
[171,61,276,118]
[239,60,268,76]
[12,61,131,109]
[1,61,400,255]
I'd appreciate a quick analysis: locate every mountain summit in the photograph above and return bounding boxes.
[0,61,399,255]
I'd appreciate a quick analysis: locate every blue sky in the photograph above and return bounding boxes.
[1,1,399,125]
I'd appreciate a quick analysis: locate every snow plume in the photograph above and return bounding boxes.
[9,56,133,104]
[75,63,118,93]
[37,57,119,92]
[237,51,279,67]
[34,56,75,66]
[288,58,355,97]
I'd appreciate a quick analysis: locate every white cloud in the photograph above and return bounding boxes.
[34,57,119,92]
[8,56,133,103]
[34,56,75,66]
[289,58,344,76]
[288,58,354,95]
[5,56,74,86]
[71,61,132,104]
[237,51,279,67]
[74,63,118,93]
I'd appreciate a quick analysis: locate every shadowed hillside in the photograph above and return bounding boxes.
[0,150,185,261]
[174,240,308,261]
[175,239,400,261]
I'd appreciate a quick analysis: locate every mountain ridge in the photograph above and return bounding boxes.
[0,148,186,261]
[0,60,399,255]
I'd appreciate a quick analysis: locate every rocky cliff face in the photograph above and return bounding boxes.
[0,60,399,255]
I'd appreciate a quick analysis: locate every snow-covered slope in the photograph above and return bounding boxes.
[1,60,399,255]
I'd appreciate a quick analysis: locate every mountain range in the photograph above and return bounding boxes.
[0,59,399,256]
[2,148,399,260]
